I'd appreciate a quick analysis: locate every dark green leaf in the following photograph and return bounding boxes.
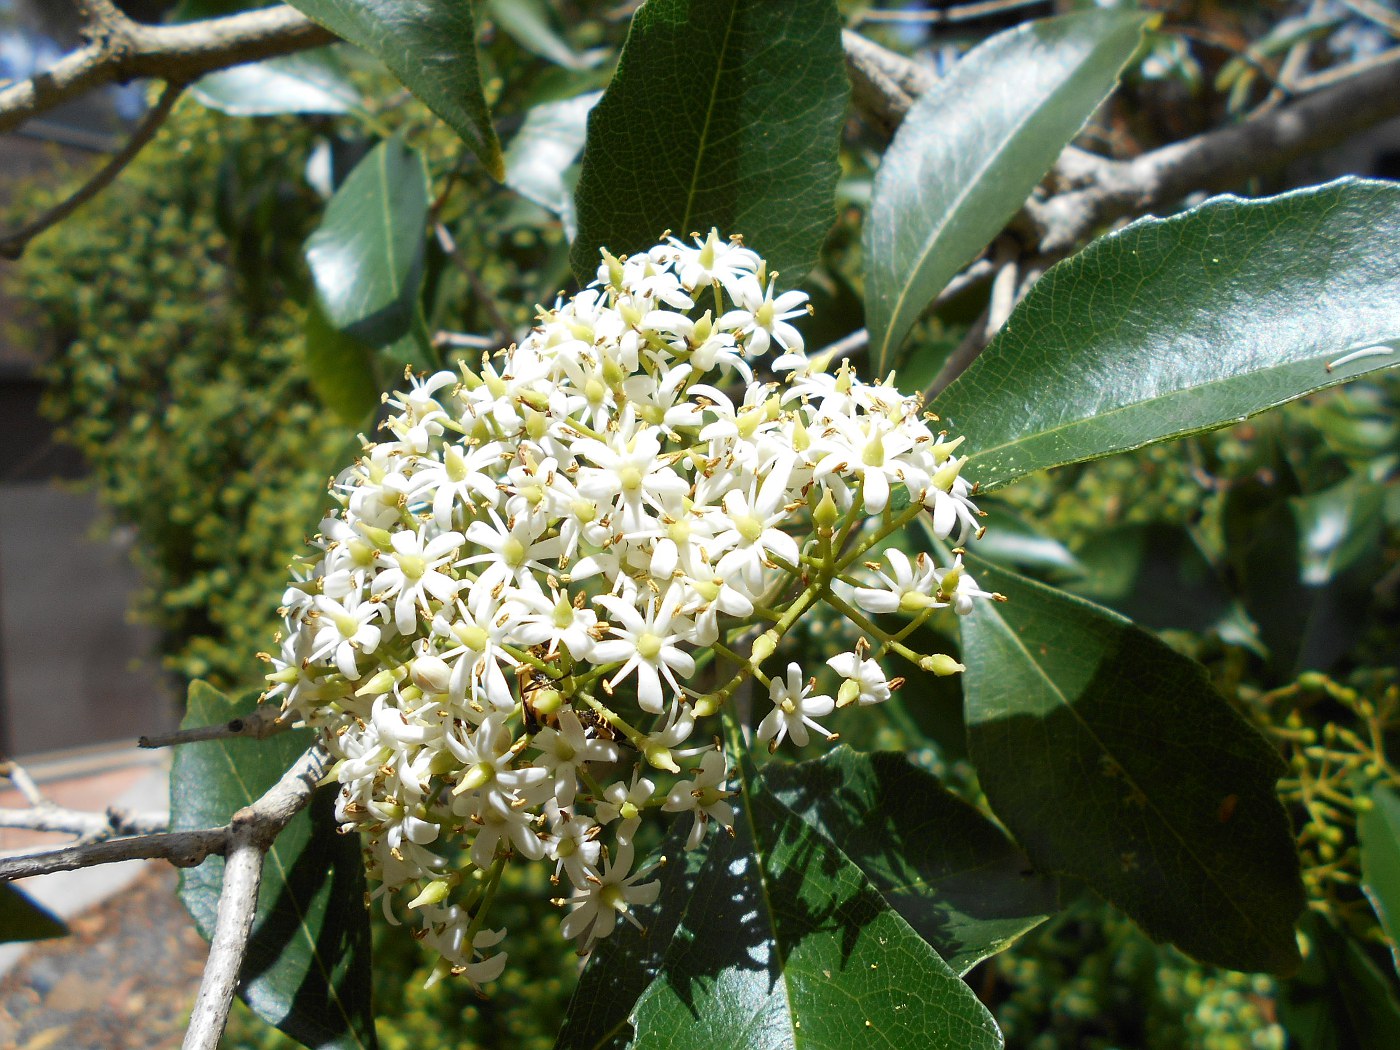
[304,296,380,426]
[485,0,606,71]
[284,0,503,176]
[555,820,710,1050]
[763,747,1057,974]
[570,0,848,284]
[1062,522,1233,633]
[865,8,1148,372]
[947,547,1305,973]
[1225,467,1383,675]
[934,179,1400,490]
[191,50,362,116]
[1279,913,1400,1050]
[173,682,376,1050]
[305,137,429,347]
[0,883,67,944]
[1360,783,1400,975]
[505,93,603,241]
[625,756,1003,1049]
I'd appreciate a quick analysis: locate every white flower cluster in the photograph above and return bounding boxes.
[263,230,992,984]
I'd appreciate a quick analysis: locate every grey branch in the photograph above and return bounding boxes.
[181,745,330,1050]
[0,745,326,883]
[1,760,45,807]
[181,839,264,1050]
[0,5,332,134]
[844,29,1400,256]
[139,704,292,749]
[0,803,167,840]
[0,826,225,879]
[1022,52,1400,253]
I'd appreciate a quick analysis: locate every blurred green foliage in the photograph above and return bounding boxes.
[7,102,352,688]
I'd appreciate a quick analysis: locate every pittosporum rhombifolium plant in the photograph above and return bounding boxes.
[50,1,1394,1047]
[264,232,991,982]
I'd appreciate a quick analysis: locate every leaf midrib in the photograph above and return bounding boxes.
[968,588,1266,942]
[679,0,740,237]
[959,350,1400,485]
[873,21,1124,372]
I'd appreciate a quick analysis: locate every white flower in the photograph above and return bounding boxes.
[662,748,734,849]
[718,273,808,358]
[852,548,944,616]
[559,842,661,950]
[828,648,897,707]
[530,710,621,808]
[935,555,996,615]
[667,228,759,293]
[592,585,696,714]
[307,591,385,680]
[595,773,656,845]
[756,663,836,751]
[371,528,464,634]
[265,230,993,983]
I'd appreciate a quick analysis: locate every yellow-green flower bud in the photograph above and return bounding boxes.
[920,654,966,676]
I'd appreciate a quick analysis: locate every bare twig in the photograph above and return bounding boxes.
[139,705,291,749]
[1293,44,1400,92]
[1341,0,1400,39]
[435,331,500,351]
[922,239,1018,396]
[183,839,265,1050]
[810,254,998,372]
[928,308,990,401]
[842,28,935,137]
[0,826,226,879]
[0,81,184,260]
[1021,51,1400,252]
[0,761,46,807]
[0,804,167,839]
[983,239,1021,336]
[181,745,330,1050]
[0,5,333,135]
[434,223,514,345]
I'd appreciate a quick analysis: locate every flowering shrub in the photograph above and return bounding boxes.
[265,232,994,981]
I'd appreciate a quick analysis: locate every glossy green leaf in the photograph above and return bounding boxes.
[1360,783,1400,975]
[0,883,67,944]
[947,548,1306,973]
[763,747,1057,975]
[1279,913,1400,1050]
[624,756,1003,1049]
[934,179,1400,490]
[570,0,847,284]
[865,8,1147,373]
[284,0,503,177]
[505,92,603,241]
[305,137,429,347]
[486,0,606,71]
[191,50,362,116]
[173,682,376,1050]
[303,296,380,427]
